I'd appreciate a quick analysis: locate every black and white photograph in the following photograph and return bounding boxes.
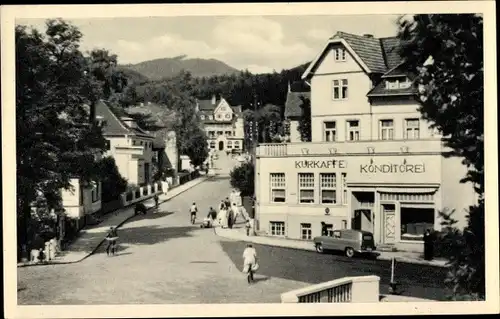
[2,1,499,318]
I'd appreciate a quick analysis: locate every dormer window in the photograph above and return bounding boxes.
[209,115,213,120]
[334,48,346,62]
[385,77,412,90]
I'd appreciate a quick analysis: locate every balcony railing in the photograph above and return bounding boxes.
[281,276,380,303]
[256,139,443,157]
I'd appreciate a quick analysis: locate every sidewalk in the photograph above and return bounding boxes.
[214,225,449,268]
[18,175,211,267]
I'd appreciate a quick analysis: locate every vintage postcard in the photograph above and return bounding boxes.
[2,1,499,318]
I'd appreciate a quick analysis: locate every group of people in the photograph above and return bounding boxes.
[199,197,245,229]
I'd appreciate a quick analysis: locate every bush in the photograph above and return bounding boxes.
[437,204,485,300]
[230,161,254,197]
[97,157,128,203]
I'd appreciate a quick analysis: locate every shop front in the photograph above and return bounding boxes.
[255,150,445,252]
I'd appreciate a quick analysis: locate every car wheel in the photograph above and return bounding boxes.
[315,243,324,253]
[345,247,355,258]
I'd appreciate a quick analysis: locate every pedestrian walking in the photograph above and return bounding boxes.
[219,200,226,211]
[224,197,231,211]
[245,219,251,236]
[242,243,258,284]
[228,208,235,229]
[423,229,435,261]
[106,226,119,256]
[232,203,241,224]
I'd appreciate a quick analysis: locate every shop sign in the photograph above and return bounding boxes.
[360,163,426,174]
[295,159,347,169]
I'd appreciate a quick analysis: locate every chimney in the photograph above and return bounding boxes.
[363,34,374,38]
[211,95,217,105]
[121,117,137,129]
[287,81,291,93]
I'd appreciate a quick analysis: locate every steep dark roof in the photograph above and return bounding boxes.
[197,99,218,111]
[380,37,402,70]
[335,31,387,73]
[95,100,154,138]
[381,63,407,78]
[303,32,406,79]
[284,91,310,119]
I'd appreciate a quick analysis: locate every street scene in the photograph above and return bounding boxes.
[18,152,448,305]
[10,6,492,314]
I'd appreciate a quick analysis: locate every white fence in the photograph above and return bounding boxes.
[120,182,164,207]
[281,276,380,303]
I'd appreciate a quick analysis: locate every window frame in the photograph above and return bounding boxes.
[300,223,312,240]
[270,173,286,203]
[379,119,395,140]
[298,173,315,204]
[334,48,347,62]
[323,121,337,142]
[332,79,348,100]
[270,221,286,237]
[320,173,337,204]
[404,118,420,140]
[346,119,360,141]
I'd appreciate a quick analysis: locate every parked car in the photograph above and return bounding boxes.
[313,229,376,258]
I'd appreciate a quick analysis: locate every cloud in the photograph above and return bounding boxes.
[98,16,316,73]
[307,29,333,41]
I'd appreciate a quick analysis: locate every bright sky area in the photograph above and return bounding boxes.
[17,15,401,74]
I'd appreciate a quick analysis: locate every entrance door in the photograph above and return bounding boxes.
[382,204,396,244]
[352,209,372,231]
[218,141,224,150]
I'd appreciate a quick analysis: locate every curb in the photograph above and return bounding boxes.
[18,176,213,268]
[214,228,449,268]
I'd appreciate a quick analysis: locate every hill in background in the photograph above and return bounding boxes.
[120,55,240,81]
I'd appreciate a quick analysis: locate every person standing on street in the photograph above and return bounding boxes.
[228,207,235,229]
[224,197,231,211]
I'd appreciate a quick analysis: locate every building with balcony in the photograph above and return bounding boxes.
[96,101,155,186]
[254,31,477,252]
[197,95,245,152]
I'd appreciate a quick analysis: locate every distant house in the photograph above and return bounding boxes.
[284,81,311,142]
[95,100,155,186]
[197,95,245,152]
[126,102,180,183]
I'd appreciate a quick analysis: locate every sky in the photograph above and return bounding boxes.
[17,15,402,74]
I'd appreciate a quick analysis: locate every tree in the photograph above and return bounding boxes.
[397,14,484,299]
[297,96,312,142]
[97,156,128,203]
[230,161,255,197]
[16,20,108,257]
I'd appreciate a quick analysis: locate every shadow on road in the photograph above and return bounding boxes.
[129,210,175,221]
[252,276,270,283]
[94,225,196,255]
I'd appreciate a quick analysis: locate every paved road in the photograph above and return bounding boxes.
[219,240,450,301]
[18,175,307,305]
[18,158,451,304]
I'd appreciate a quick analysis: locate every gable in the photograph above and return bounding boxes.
[314,43,364,74]
[214,98,234,122]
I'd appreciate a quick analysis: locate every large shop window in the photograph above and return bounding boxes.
[400,207,435,241]
[324,121,336,142]
[298,173,315,203]
[270,173,286,202]
[300,223,312,240]
[320,173,336,204]
[380,119,394,140]
[270,221,285,236]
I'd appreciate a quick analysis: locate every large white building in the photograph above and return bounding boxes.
[254,31,477,253]
[95,101,155,186]
[197,95,245,152]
